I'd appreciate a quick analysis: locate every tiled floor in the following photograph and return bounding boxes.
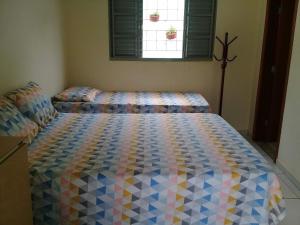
[246,138,300,225]
[275,166,300,225]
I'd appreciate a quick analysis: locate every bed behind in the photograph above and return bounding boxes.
[28,113,285,225]
[53,91,210,113]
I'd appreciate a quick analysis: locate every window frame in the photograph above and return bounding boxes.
[109,0,217,61]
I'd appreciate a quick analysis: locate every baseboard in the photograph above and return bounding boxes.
[238,130,249,137]
[277,160,300,191]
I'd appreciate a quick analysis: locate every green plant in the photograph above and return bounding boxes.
[151,11,159,16]
[167,26,177,34]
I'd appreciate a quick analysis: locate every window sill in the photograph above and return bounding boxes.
[109,57,214,62]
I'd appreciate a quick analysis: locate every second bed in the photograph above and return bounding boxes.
[52,88,210,114]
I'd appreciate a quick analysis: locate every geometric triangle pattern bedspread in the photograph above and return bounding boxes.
[53,91,210,113]
[28,113,285,225]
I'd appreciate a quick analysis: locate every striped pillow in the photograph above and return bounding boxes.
[0,97,39,143]
[6,82,58,128]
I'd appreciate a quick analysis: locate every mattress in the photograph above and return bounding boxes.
[28,113,285,225]
[53,91,210,113]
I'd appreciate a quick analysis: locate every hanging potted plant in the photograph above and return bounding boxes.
[166,26,177,40]
[150,12,160,22]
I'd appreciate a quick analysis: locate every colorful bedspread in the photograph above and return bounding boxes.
[53,91,210,113]
[28,113,285,225]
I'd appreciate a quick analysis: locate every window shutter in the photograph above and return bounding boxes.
[109,0,142,58]
[184,0,217,59]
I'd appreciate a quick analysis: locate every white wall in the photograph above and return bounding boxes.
[0,0,268,132]
[278,4,300,183]
[0,0,65,97]
[62,0,266,131]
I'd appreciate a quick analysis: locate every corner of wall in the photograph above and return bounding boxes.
[248,0,268,137]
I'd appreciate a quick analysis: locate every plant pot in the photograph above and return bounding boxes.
[150,14,160,22]
[166,32,177,40]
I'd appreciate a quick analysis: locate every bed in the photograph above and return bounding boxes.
[52,90,210,113]
[28,113,285,225]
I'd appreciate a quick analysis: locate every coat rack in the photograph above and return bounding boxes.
[214,32,238,116]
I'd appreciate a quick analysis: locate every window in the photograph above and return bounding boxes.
[143,0,185,59]
[109,0,217,60]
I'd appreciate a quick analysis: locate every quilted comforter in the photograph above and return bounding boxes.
[52,91,210,113]
[28,113,285,225]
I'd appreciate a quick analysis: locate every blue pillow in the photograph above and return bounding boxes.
[5,82,58,128]
[0,96,39,143]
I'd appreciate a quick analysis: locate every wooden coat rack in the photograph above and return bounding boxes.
[214,32,238,116]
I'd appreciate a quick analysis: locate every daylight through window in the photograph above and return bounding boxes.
[142,0,185,59]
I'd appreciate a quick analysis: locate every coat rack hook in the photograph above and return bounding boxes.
[216,36,225,46]
[214,33,238,116]
[228,36,238,45]
[227,55,237,62]
[213,55,222,62]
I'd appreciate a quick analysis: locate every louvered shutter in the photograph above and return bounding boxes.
[109,0,142,58]
[184,0,217,59]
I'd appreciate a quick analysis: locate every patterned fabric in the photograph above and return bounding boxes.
[53,86,100,102]
[0,97,39,143]
[29,113,285,225]
[53,91,210,113]
[6,82,57,128]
